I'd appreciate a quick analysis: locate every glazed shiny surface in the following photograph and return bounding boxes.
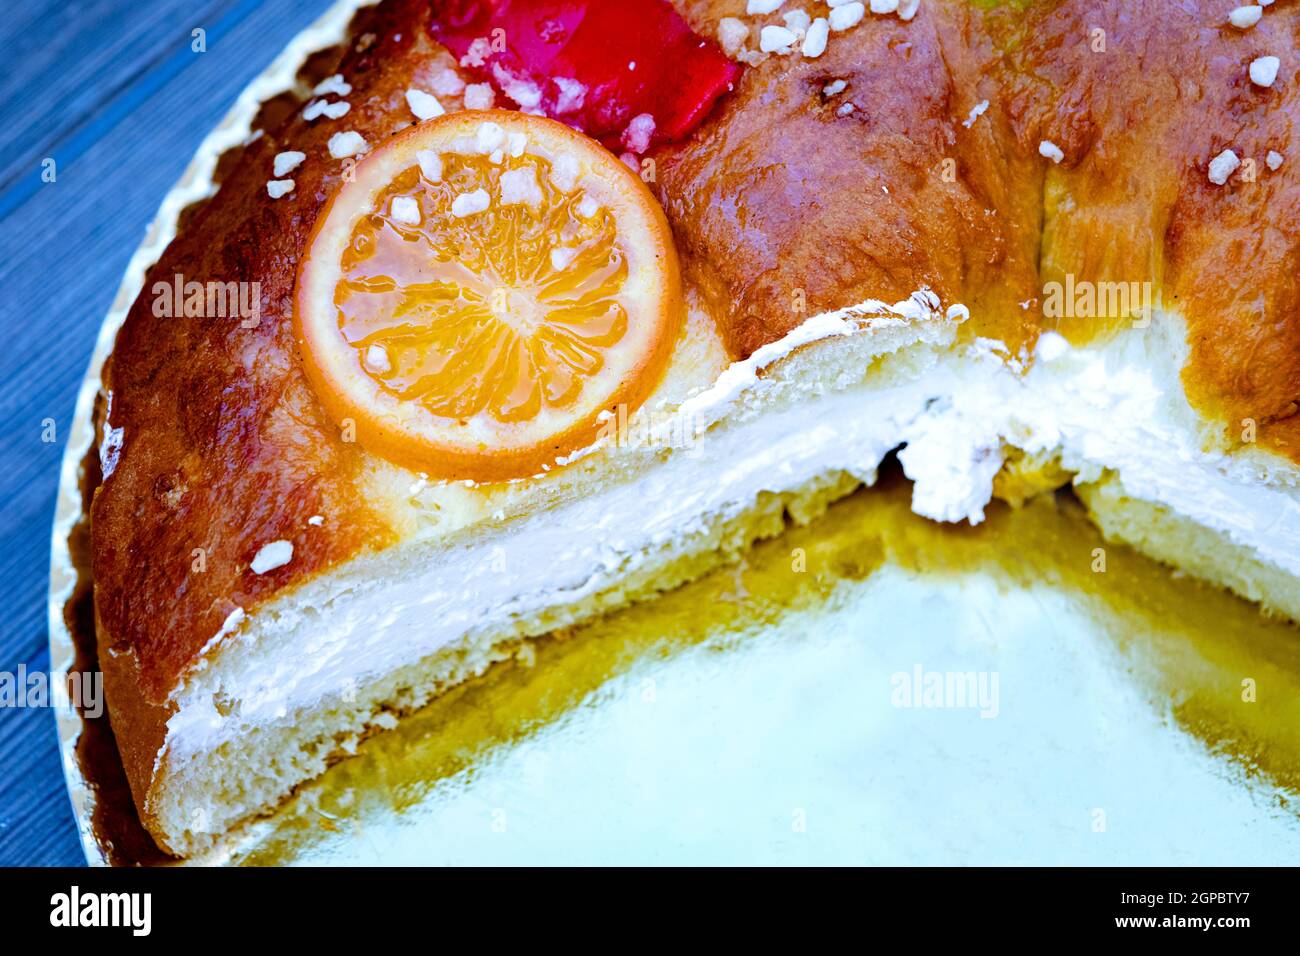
[294,108,684,481]
[92,0,1300,709]
[338,158,631,424]
[665,0,1299,450]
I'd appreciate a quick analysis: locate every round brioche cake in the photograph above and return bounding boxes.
[53,0,1300,857]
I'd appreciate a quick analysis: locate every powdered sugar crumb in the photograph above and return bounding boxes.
[621,113,656,154]
[499,166,543,208]
[405,88,444,121]
[328,131,368,158]
[417,149,443,182]
[1038,140,1064,163]
[250,540,293,575]
[553,76,587,114]
[273,150,305,177]
[313,73,352,97]
[463,83,495,110]
[390,195,421,224]
[1208,148,1240,185]
[451,188,491,217]
[962,100,989,128]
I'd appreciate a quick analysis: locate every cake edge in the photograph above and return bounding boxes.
[48,0,382,867]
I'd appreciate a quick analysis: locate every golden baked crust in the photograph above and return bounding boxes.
[92,1,428,703]
[92,0,1298,733]
[660,0,1044,357]
[664,0,1299,449]
[1017,0,1300,458]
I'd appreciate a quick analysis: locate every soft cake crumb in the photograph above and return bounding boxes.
[1228,5,1262,28]
[463,83,495,109]
[1038,139,1065,163]
[431,67,466,97]
[451,188,491,217]
[273,151,305,177]
[313,73,352,97]
[416,149,443,182]
[1249,55,1280,88]
[962,100,989,128]
[499,166,544,208]
[1208,148,1240,185]
[390,195,421,224]
[364,344,392,373]
[405,88,444,120]
[717,17,749,56]
[576,195,601,218]
[250,540,293,575]
[829,2,866,30]
[802,18,830,57]
[1266,149,1284,170]
[760,25,799,53]
[747,0,783,13]
[328,131,368,158]
[266,178,294,199]
[621,113,656,154]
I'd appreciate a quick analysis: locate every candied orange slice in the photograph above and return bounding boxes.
[295,110,681,481]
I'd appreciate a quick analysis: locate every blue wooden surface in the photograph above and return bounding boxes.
[0,0,333,866]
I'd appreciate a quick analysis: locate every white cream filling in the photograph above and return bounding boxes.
[164,309,1300,759]
[167,369,962,754]
[914,327,1300,573]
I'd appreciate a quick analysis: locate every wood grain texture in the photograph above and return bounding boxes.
[0,0,328,867]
